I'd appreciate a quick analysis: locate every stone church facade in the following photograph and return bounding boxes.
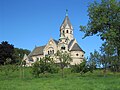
[24,13,85,66]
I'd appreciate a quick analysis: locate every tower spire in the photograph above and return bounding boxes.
[66,9,68,16]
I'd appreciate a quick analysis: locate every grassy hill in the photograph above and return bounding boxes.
[0,67,120,90]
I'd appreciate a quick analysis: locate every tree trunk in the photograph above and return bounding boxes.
[62,68,64,78]
[103,63,107,77]
[117,48,120,72]
[20,65,22,79]
[23,66,24,79]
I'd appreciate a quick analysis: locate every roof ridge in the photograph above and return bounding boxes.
[36,45,46,48]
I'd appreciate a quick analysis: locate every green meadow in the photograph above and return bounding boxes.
[0,68,120,90]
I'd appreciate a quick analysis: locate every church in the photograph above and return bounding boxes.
[23,12,85,66]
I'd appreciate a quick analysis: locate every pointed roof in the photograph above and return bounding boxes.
[70,43,84,52]
[68,39,75,49]
[60,15,73,29]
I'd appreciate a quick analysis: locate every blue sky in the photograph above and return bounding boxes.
[0,0,103,57]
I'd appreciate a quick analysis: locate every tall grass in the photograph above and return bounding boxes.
[0,67,120,90]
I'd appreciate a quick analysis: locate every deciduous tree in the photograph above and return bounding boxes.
[80,0,120,71]
[55,50,72,77]
[0,41,14,65]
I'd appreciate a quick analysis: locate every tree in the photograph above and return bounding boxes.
[0,41,14,65]
[88,50,101,72]
[32,56,59,77]
[55,50,72,77]
[80,0,120,71]
[71,58,89,75]
[12,48,30,79]
[100,41,118,73]
[13,48,30,64]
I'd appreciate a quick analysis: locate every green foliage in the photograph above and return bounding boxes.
[0,68,120,90]
[88,50,101,71]
[71,59,89,75]
[13,48,30,64]
[0,41,30,65]
[32,56,59,77]
[80,0,120,39]
[100,41,120,72]
[55,51,72,69]
[22,60,26,67]
[55,50,72,77]
[80,0,120,72]
[32,61,40,77]
[0,41,15,65]
[0,64,19,78]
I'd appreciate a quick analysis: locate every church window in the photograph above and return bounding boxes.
[66,30,69,33]
[82,55,84,57]
[61,44,65,50]
[36,58,39,61]
[76,54,79,56]
[48,51,49,55]
[52,50,54,54]
[59,39,62,42]
[61,46,65,50]
[70,31,72,34]
[63,30,64,34]
[50,50,52,54]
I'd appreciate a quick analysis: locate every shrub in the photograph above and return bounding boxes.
[71,60,89,75]
[32,56,59,77]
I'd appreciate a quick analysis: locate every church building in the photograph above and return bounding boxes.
[24,12,85,66]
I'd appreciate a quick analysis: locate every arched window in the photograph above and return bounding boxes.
[48,51,49,55]
[63,30,64,34]
[70,31,72,34]
[50,50,52,54]
[52,50,54,54]
[61,45,65,50]
[36,58,39,61]
[61,47,65,50]
[66,30,68,33]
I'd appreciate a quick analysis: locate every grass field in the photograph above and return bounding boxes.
[0,67,120,90]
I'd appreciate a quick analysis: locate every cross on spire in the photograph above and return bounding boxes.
[66,9,68,16]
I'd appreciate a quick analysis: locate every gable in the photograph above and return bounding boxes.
[44,38,58,51]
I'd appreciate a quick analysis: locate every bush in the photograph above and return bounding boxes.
[71,60,89,75]
[32,56,59,77]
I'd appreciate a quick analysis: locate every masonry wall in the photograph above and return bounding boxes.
[70,51,84,65]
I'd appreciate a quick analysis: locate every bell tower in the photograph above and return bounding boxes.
[60,10,74,43]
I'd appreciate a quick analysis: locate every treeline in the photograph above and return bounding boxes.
[87,49,120,75]
[0,41,30,65]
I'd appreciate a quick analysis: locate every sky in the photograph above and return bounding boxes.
[0,0,103,57]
